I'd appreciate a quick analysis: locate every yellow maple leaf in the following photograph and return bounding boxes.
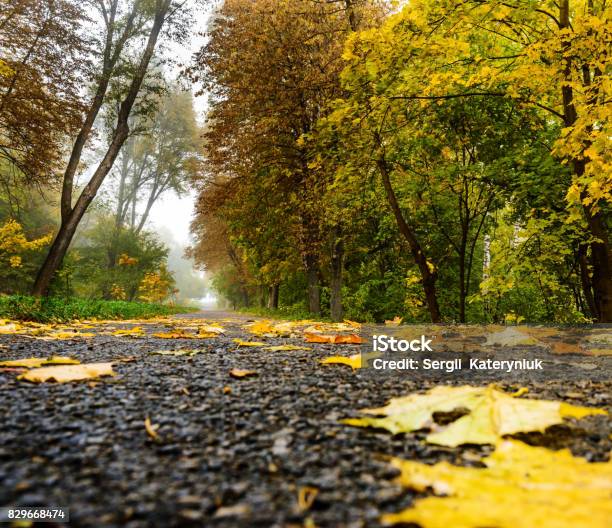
[383,440,612,527]
[343,385,605,446]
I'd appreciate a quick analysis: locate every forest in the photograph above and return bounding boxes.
[0,0,610,324]
[189,0,611,324]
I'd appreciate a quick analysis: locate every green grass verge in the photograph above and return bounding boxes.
[0,295,198,323]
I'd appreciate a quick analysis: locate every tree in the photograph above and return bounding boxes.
[190,0,382,316]
[0,0,87,188]
[32,0,197,296]
[337,0,611,321]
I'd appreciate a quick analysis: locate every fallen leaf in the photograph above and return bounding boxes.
[264,344,311,351]
[18,362,115,383]
[144,417,160,441]
[321,353,362,369]
[223,386,232,394]
[382,440,612,527]
[343,385,606,446]
[43,356,81,365]
[484,327,539,347]
[0,356,80,368]
[385,316,403,326]
[305,333,365,344]
[150,350,198,356]
[199,324,225,335]
[0,322,21,334]
[297,486,319,512]
[116,356,137,363]
[229,368,257,378]
[110,326,144,337]
[152,331,198,339]
[246,320,277,336]
[233,339,266,347]
[214,504,251,518]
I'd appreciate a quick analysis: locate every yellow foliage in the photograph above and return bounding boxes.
[0,219,51,268]
[110,284,127,300]
[118,253,138,266]
[138,264,174,303]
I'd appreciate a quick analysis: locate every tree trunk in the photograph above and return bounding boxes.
[32,2,170,296]
[558,0,612,322]
[377,157,441,322]
[458,239,466,324]
[268,284,279,309]
[585,208,612,321]
[330,228,344,322]
[305,253,320,315]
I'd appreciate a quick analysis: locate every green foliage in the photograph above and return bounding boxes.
[0,295,196,323]
[54,216,173,301]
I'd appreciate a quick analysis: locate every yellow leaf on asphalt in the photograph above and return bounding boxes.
[343,385,606,446]
[382,440,612,527]
[385,316,403,326]
[199,324,224,335]
[321,353,362,369]
[0,322,21,334]
[484,327,539,347]
[305,333,365,344]
[43,356,81,365]
[229,368,257,378]
[0,357,48,368]
[150,349,198,356]
[245,321,277,336]
[297,486,319,512]
[152,331,197,339]
[18,362,115,383]
[233,339,266,347]
[264,344,311,351]
[110,326,144,337]
[34,331,95,340]
[144,417,160,441]
[0,356,80,368]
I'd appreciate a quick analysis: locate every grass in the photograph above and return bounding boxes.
[0,295,198,323]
